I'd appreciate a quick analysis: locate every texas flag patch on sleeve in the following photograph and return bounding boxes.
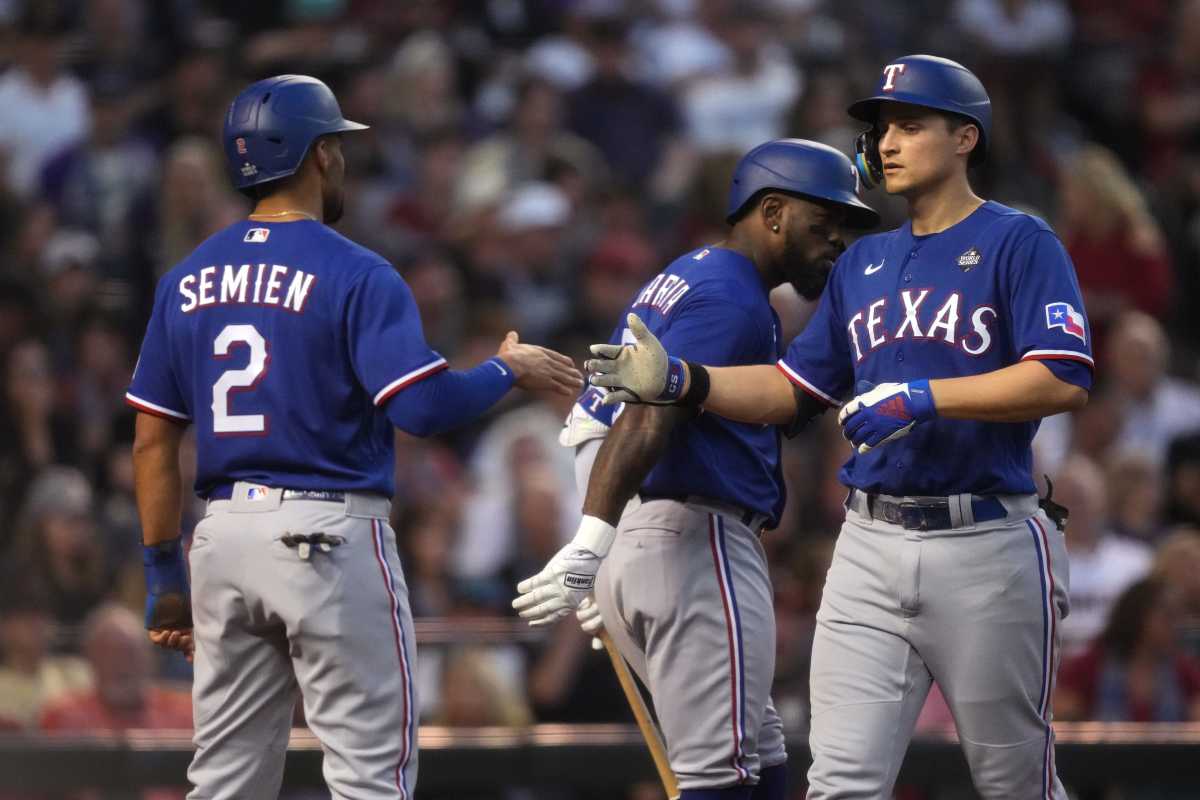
[1045,302,1086,342]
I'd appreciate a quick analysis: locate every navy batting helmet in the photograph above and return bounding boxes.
[726,139,879,229]
[848,55,991,187]
[222,75,368,197]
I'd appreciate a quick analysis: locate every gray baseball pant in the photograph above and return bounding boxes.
[596,496,787,791]
[806,496,1069,799]
[186,483,417,799]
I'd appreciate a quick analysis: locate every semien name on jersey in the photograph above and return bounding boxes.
[178,263,316,314]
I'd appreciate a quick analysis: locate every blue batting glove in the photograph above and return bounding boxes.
[837,379,936,454]
[143,539,193,630]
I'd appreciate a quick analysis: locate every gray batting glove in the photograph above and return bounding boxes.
[513,516,616,627]
[586,313,671,406]
[577,596,605,650]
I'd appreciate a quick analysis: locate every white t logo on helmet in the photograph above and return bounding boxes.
[882,63,907,91]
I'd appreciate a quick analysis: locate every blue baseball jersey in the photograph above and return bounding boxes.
[127,220,447,498]
[596,246,785,524]
[779,201,1093,496]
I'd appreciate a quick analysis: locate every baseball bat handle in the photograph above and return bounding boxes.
[598,630,681,799]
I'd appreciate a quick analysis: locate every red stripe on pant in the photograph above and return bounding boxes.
[372,519,413,797]
[708,514,747,783]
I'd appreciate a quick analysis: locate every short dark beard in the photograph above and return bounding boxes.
[788,263,831,300]
[780,236,832,301]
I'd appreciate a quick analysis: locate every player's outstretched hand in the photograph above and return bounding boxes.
[838,379,937,454]
[512,516,616,626]
[586,313,675,405]
[498,331,584,396]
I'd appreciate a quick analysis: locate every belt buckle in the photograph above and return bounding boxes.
[877,500,902,526]
[897,501,928,531]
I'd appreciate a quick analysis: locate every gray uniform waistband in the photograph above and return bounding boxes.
[637,493,770,535]
[208,481,391,519]
[846,489,1039,533]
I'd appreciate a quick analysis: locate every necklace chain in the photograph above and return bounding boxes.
[248,210,318,221]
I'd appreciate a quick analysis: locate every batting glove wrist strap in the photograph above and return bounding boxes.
[660,357,688,402]
[574,514,617,558]
[907,378,937,420]
[143,539,192,630]
[681,361,710,407]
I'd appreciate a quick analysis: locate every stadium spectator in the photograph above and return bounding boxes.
[11,466,111,628]
[1054,454,1153,657]
[557,229,658,343]
[135,46,227,152]
[1105,452,1166,542]
[0,573,91,728]
[39,603,191,731]
[631,0,730,90]
[681,4,802,154]
[40,604,191,800]
[1106,312,1200,466]
[566,16,691,199]
[0,7,90,198]
[431,646,533,727]
[1164,432,1200,528]
[1151,528,1200,657]
[39,76,158,270]
[1057,145,1174,333]
[492,181,576,342]
[402,503,473,618]
[1056,578,1200,721]
[38,230,103,358]
[455,396,578,584]
[1137,0,1200,183]
[458,77,604,209]
[954,0,1073,59]
[0,340,78,526]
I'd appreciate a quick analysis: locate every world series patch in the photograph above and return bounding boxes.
[957,247,982,271]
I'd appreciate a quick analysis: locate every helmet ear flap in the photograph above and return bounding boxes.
[854,128,883,190]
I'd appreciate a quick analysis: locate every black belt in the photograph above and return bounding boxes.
[848,488,1006,531]
[637,492,765,529]
[207,484,346,503]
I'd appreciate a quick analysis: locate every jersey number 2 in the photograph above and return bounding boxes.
[212,324,269,434]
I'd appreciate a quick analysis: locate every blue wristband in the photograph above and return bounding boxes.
[143,539,191,629]
[660,357,688,402]
[907,378,937,421]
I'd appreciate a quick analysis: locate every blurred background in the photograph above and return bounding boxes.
[1,0,1200,797]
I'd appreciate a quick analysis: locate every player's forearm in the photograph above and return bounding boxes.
[930,361,1087,422]
[132,414,186,545]
[385,358,514,436]
[694,364,799,426]
[582,404,689,526]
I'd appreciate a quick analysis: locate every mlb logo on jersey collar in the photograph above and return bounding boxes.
[957,247,982,271]
[244,228,270,243]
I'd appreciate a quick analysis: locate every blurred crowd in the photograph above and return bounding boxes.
[2,0,1200,797]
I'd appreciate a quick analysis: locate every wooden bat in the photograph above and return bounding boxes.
[598,630,681,800]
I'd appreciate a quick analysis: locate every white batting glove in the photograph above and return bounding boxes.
[512,516,616,627]
[577,596,605,650]
[837,379,936,454]
[586,314,677,406]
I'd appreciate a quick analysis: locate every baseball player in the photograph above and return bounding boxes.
[513,140,880,799]
[126,75,581,800]
[588,55,1092,799]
